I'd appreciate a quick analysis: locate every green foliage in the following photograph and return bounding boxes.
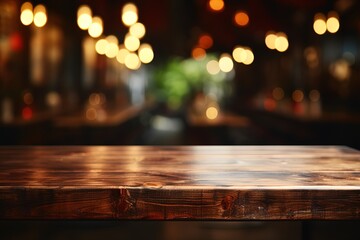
[151,55,229,110]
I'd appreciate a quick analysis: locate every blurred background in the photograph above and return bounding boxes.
[1,0,360,148]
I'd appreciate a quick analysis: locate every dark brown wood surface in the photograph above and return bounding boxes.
[0,146,360,220]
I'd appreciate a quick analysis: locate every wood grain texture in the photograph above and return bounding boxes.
[0,146,360,220]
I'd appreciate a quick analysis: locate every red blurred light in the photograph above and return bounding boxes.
[10,32,23,52]
[22,107,33,120]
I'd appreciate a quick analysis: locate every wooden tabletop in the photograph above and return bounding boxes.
[0,146,359,220]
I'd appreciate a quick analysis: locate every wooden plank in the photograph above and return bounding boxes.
[0,146,360,220]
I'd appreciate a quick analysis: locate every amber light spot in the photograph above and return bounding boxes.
[192,47,206,60]
[292,90,304,103]
[198,34,213,49]
[206,106,219,120]
[234,11,249,27]
[264,98,276,111]
[208,0,224,12]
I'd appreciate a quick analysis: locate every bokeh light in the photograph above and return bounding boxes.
[232,46,254,65]
[192,47,206,60]
[208,0,224,12]
[23,92,34,105]
[22,107,33,120]
[77,5,92,30]
[33,5,47,28]
[206,60,220,75]
[243,48,254,65]
[105,35,119,58]
[275,32,289,52]
[138,43,154,64]
[122,3,138,26]
[20,2,33,26]
[95,38,108,55]
[116,46,130,64]
[88,16,103,38]
[125,53,141,70]
[265,31,277,50]
[327,11,340,33]
[86,107,97,121]
[124,34,140,52]
[232,46,246,63]
[129,22,146,39]
[198,34,213,49]
[272,87,284,101]
[219,53,233,72]
[313,13,327,35]
[234,11,249,27]
[292,90,304,103]
[309,90,320,102]
[206,106,219,120]
[46,91,61,108]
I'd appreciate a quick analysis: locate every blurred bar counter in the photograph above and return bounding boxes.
[247,109,360,149]
[0,104,146,145]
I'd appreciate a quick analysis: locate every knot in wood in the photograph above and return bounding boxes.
[221,195,235,210]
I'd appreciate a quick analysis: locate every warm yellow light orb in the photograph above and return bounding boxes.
[129,22,146,39]
[116,46,130,64]
[265,31,277,50]
[21,2,34,26]
[275,32,289,52]
[33,5,47,27]
[95,39,108,55]
[124,34,140,52]
[125,53,141,70]
[206,106,219,120]
[327,17,340,33]
[88,17,103,38]
[21,9,33,26]
[243,49,254,65]
[219,53,233,72]
[206,60,220,75]
[122,3,138,26]
[138,44,154,64]
[313,13,327,35]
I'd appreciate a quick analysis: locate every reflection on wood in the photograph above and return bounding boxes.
[0,146,359,220]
